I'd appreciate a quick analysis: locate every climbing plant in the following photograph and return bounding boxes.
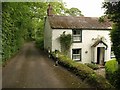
[59,32,72,55]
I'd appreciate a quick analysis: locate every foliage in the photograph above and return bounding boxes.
[103,1,120,89]
[51,52,113,89]
[103,1,120,23]
[85,63,99,70]
[113,68,120,89]
[2,2,84,65]
[2,2,33,63]
[103,1,120,64]
[105,59,118,73]
[99,15,106,23]
[2,2,72,64]
[105,59,120,89]
[110,24,120,63]
[59,32,72,55]
[35,37,44,50]
[65,7,83,16]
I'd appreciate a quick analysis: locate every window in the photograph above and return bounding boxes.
[72,49,81,61]
[72,30,82,42]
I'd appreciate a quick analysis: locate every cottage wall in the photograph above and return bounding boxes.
[44,17,52,51]
[51,29,111,63]
[52,29,72,52]
[81,30,111,63]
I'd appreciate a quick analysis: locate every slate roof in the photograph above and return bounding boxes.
[48,15,112,30]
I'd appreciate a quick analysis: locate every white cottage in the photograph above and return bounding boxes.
[44,5,112,64]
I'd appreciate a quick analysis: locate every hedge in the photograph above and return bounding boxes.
[85,63,99,70]
[105,59,120,89]
[105,59,118,73]
[51,52,114,89]
[35,37,44,50]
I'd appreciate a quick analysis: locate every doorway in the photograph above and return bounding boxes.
[97,47,105,65]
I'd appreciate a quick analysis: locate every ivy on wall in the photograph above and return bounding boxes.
[59,31,72,55]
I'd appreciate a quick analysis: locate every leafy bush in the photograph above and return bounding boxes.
[105,59,118,73]
[52,52,113,89]
[113,68,120,89]
[2,3,34,65]
[85,63,99,70]
[35,37,44,50]
[105,59,120,89]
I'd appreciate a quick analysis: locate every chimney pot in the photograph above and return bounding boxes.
[47,4,53,16]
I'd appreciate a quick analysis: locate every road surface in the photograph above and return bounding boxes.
[2,42,91,88]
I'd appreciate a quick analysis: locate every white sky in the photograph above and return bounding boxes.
[63,0,105,17]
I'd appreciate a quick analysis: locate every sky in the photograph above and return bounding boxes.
[63,0,105,17]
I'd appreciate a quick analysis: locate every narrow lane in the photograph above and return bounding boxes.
[2,42,91,88]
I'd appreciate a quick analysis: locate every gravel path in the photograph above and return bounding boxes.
[2,42,91,88]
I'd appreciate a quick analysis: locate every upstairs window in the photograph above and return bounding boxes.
[72,49,81,61]
[72,30,82,42]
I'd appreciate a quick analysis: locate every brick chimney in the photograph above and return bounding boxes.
[47,4,53,16]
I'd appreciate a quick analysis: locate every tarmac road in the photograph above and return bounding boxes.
[2,42,91,88]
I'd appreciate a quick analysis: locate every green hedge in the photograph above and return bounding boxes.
[2,3,34,65]
[105,59,118,73]
[52,52,114,89]
[85,63,99,70]
[35,37,44,50]
[105,59,120,89]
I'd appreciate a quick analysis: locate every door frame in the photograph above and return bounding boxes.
[97,47,105,65]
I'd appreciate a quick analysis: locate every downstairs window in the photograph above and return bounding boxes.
[72,49,81,61]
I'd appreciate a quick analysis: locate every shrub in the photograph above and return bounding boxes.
[105,59,118,82]
[35,37,44,49]
[85,63,99,70]
[105,59,119,89]
[113,68,120,89]
[105,59,118,73]
[52,52,114,89]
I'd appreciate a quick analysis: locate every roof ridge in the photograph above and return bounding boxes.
[48,15,99,18]
[48,15,112,29]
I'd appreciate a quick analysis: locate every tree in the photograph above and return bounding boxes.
[103,1,120,64]
[2,1,83,64]
[2,2,33,62]
[103,1,120,89]
[2,2,70,63]
[65,7,83,16]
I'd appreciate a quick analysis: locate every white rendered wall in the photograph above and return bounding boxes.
[49,28,111,63]
[71,30,111,63]
[52,29,72,52]
[44,17,52,50]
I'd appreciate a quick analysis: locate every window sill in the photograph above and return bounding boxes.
[73,59,81,62]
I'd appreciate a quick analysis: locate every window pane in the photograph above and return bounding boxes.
[73,30,76,35]
[73,49,80,54]
[76,31,81,34]
[72,49,81,61]
[73,54,80,60]
[72,30,82,42]
[73,36,81,41]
